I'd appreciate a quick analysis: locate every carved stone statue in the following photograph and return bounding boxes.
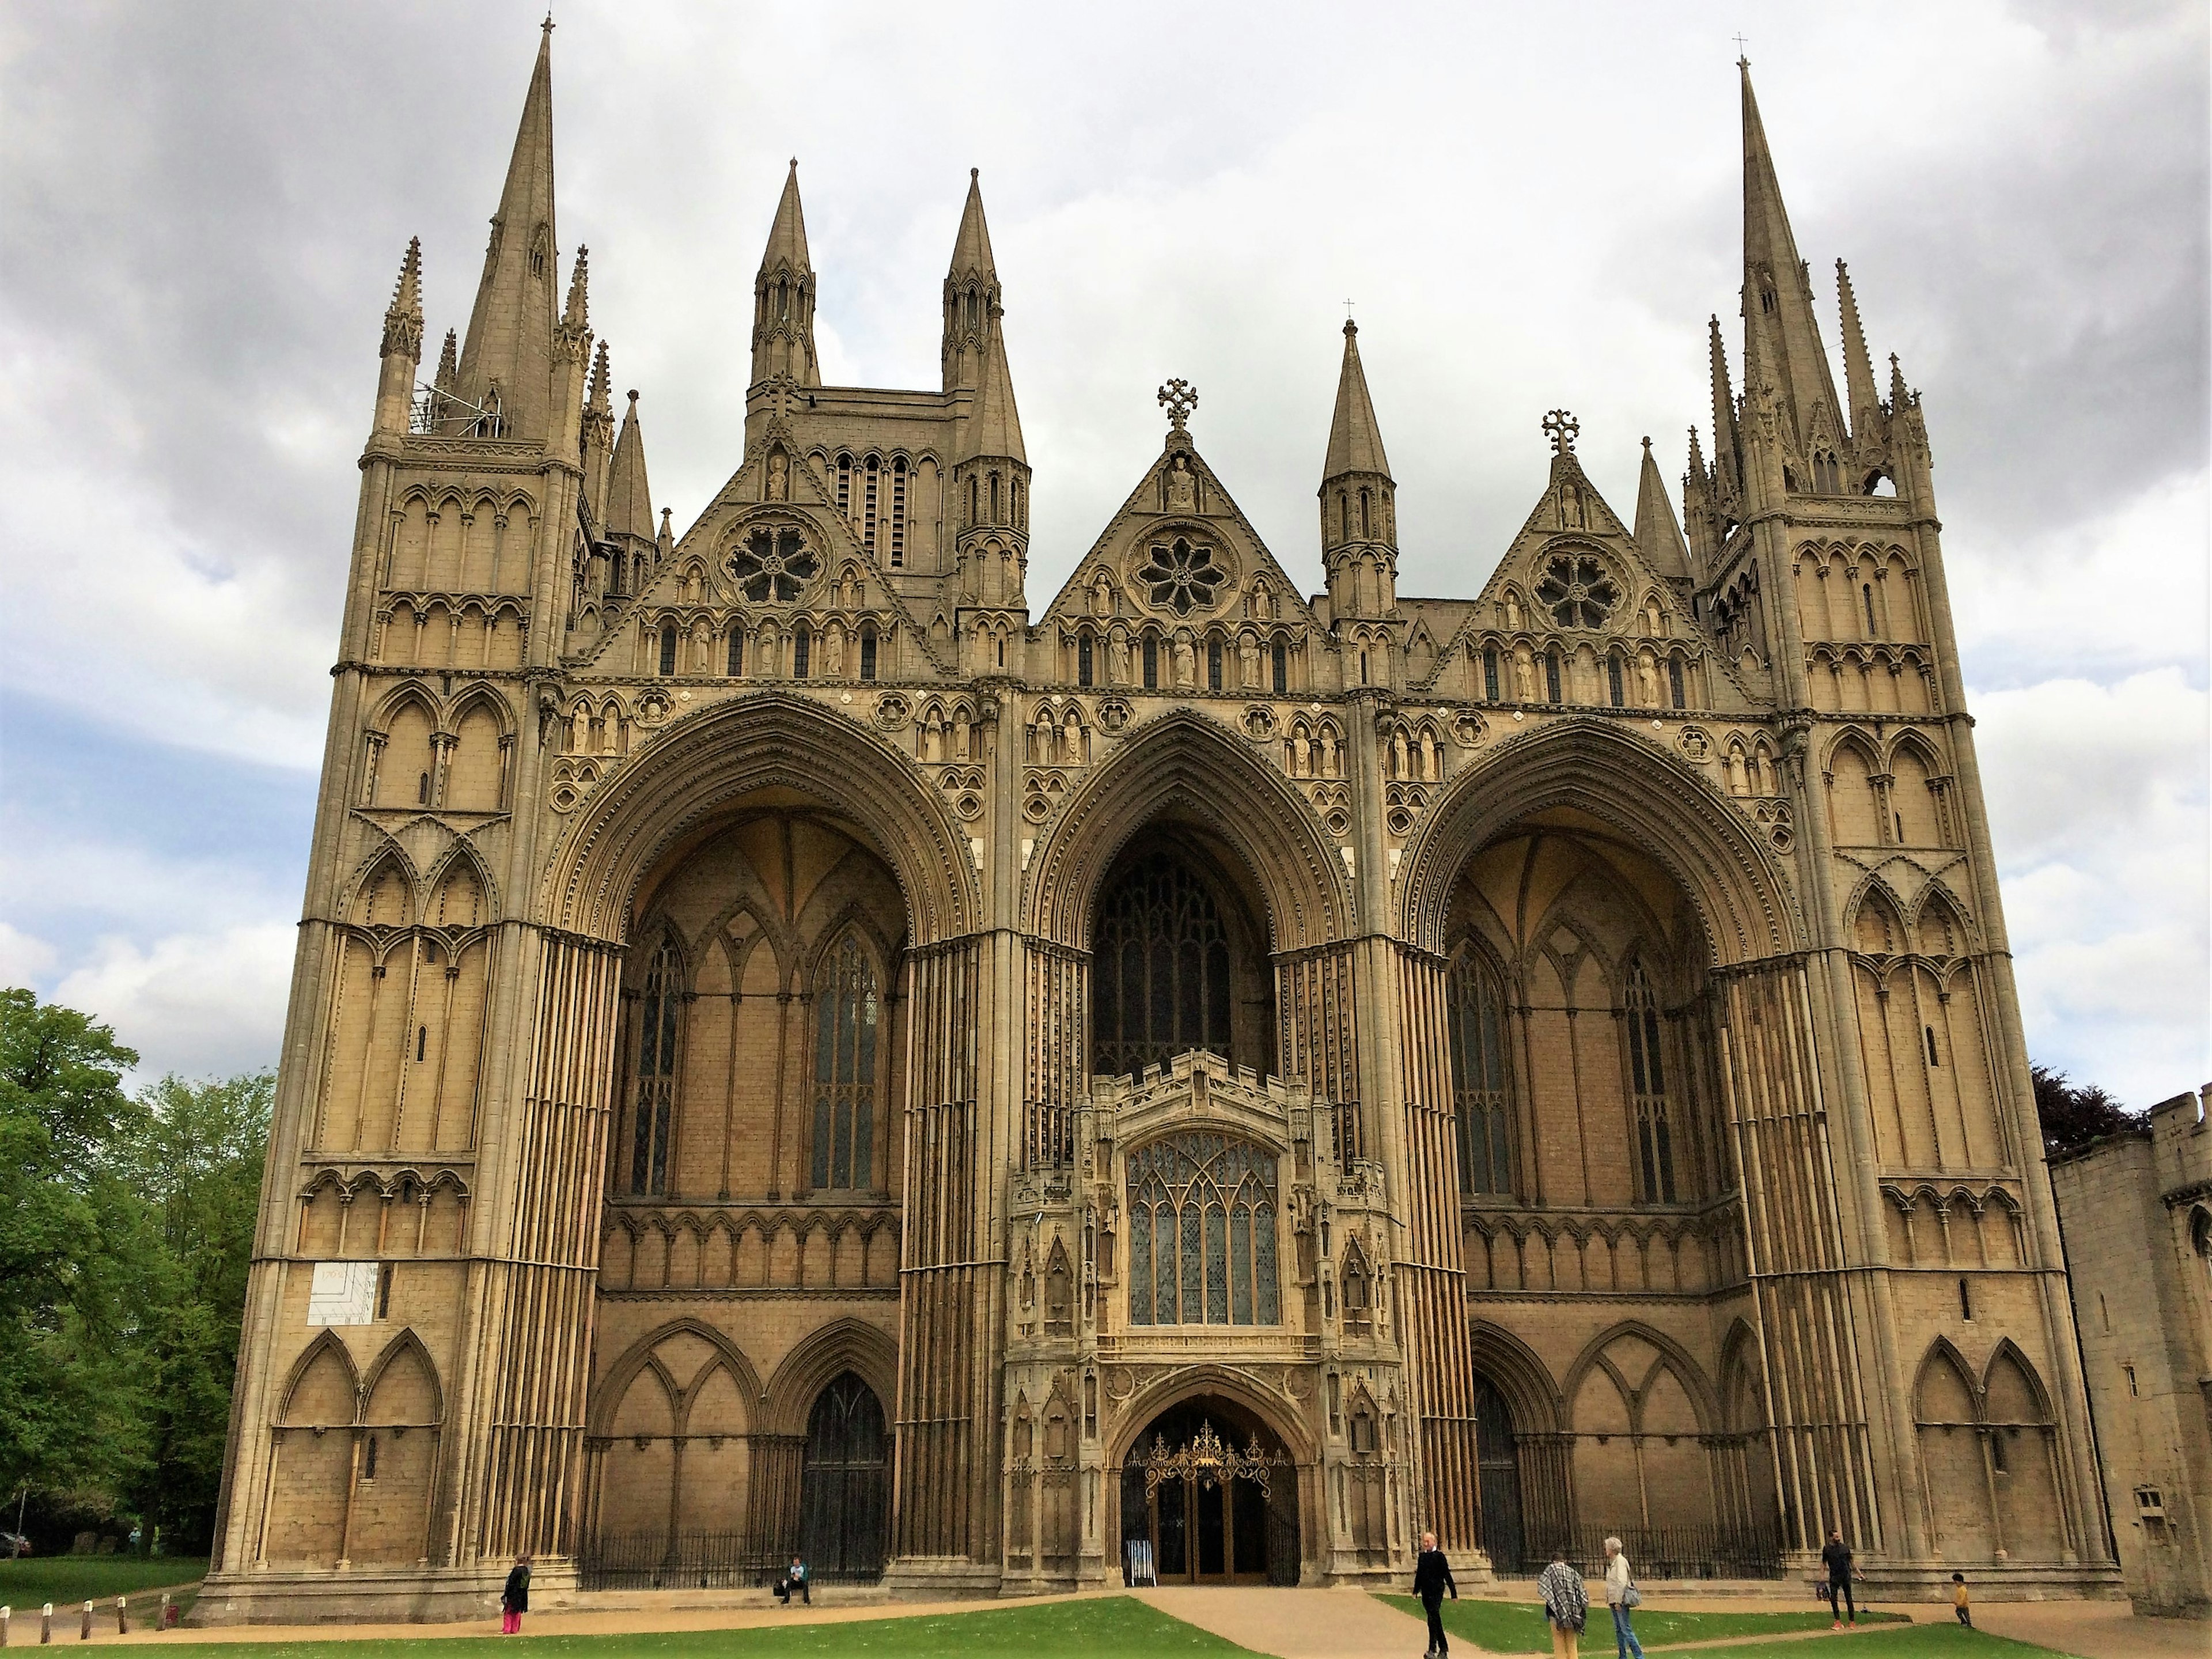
[765,448,789,501]
[1172,634,1195,688]
[1165,454,1197,512]
[1638,653,1660,707]
[1290,731,1310,778]
[1238,633,1260,685]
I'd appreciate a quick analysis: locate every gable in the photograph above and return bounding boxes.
[1036,439,1318,637]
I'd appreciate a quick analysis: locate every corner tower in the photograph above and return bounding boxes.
[946,175,1029,618]
[1319,319,1397,622]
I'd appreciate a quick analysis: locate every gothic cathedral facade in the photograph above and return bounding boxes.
[207,27,2119,1618]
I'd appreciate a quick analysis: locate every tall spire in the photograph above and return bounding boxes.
[1319,319,1397,620]
[1707,314,1740,501]
[581,338,615,521]
[1633,437,1691,581]
[957,300,1026,465]
[604,389,656,543]
[1835,259,1881,441]
[942,169,1003,392]
[454,22,559,441]
[1323,319,1392,480]
[1737,58,1841,460]
[752,160,820,387]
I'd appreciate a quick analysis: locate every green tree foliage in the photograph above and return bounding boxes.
[1,988,272,1551]
[2031,1063,2142,1157]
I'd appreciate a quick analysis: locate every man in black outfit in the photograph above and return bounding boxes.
[1820,1530,1861,1628]
[1412,1530,1458,1657]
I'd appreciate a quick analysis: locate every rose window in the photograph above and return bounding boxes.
[1137,537,1225,616]
[1535,554,1619,630]
[728,525,819,603]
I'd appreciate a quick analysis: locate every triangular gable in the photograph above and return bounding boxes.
[1416,448,1765,707]
[578,416,954,676]
[1036,438,1319,632]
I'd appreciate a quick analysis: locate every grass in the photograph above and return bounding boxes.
[1649,1626,2064,1658]
[1377,1593,1909,1653]
[101,1596,1260,1659]
[0,1554,209,1609]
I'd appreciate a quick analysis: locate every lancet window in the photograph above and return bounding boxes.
[1126,1132,1280,1326]
[628,937,681,1195]
[810,933,880,1192]
[1446,949,1513,1196]
[1092,851,1234,1079]
[1625,960,1677,1202]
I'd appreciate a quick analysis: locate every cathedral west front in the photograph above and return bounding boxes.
[205,24,2122,1619]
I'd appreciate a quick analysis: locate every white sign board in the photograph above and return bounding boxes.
[307,1260,379,1326]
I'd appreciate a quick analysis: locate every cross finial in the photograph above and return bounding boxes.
[543,12,555,36]
[1732,32,1749,63]
[1344,297,1355,321]
[1542,409,1580,454]
[1158,378,1198,433]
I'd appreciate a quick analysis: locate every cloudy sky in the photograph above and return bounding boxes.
[1,0,2205,1105]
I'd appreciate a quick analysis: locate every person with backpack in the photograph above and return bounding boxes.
[1537,1546,1589,1659]
[1601,1537,1643,1659]
[498,1556,530,1635]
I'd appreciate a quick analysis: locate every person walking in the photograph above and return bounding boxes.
[1411,1529,1459,1657]
[498,1555,530,1636]
[1819,1530,1862,1629]
[1536,1547,1589,1659]
[1950,1573,1971,1628]
[774,1554,810,1607]
[1601,1537,1643,1659]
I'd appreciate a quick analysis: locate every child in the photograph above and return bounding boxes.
[1950,1572,1971,1628]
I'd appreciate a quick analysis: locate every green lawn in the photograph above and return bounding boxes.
[1377,1593,1908,1653]
[0,1555,209,1609]
[1653,1625,2062,1658]
[120,1597,1257,1659]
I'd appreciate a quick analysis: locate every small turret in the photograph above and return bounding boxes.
[452,22,559,442]
[1633,437,1691,588]
[1836,259,1883,446]
[581,338,615,522]
[374,237,424,437]
[942,169,1001,393]
[751,161,820,388]
[950,297,1029,608]
[1319,319,1396,620]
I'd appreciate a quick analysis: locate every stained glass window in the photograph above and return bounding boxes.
[1534,554,1620,630]
[1092,851,1235,1078]
[810,934,880,1191]
[1446,949,1513,1196]
[630,937,681,1194]
[1125,1133,1279,1326]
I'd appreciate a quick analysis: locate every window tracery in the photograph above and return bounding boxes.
[1446,949,1513,1195]
[629,936,681,1194]
[1137,536,1226,616]
[728,524,820,603]
[1092,851,1235,1078]
[1126,1132,1280,1326]
[810,933,880,1191]
[1535,553,1619,630]
[1625,960,1677,1203]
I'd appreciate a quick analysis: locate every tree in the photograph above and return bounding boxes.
[2031,1063,2141,1157]
[119,1073,274,1550]
[0,988,156,1505]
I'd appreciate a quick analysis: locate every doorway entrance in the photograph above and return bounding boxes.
[798,1371,888,1580]
[1121,1397,1298,1585]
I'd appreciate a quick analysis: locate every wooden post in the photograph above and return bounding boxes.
[112,1599,126,1637]
[76,1603,89,1642]
[40,1603,52,1645]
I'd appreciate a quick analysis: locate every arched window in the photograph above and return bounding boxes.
[889,457,908,567]
[1544,650,1563,703]
[1446,950,1513,1195]
[1668,658,1685,709]
[1606,655,1624,706]
[810,934,880,1191]
[1358,488,1371,537]
[1862,583,1880,637]
[836,453,853,518]
[1077,634,1094,687]
[1483,646,1501,702]
[1126,1132,1279,1326]
[1142,635,1159,689]
[629,937,681,1194]
[863,454,880,550]
[727,628,745,677]
[1092,851,1234,1079]
[1207,637,1223,691]
[1625,960,1676,1202]
[1270,638,1288,694]
[658,624,677,676]
[859,626,878,681]
[793,624,812,678]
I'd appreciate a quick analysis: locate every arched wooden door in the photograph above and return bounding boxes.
[799,1372,887,1579]
[1472,1374,1525,1572]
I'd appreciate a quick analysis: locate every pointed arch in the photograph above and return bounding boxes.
[545,691,972,945]
[1558,1318,1721,1433]
[589,1316,766,1435]
[1398,717,1797,964]
[346,844,421,927]
[361,1328,444,1426]
[422,839,498,927]
[1912,1336,1980,1424]
[278,1329,361,1427]
[763,1316,899,1437]
[1467,1319,1564,1434]
[1025,706,1350,949]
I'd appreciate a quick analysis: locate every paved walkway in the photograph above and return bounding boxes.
[12,1580,2200,1659]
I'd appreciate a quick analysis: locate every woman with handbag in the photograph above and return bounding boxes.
[1601,1537,1643,1659]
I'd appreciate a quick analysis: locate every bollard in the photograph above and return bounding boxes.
[159,1602,175,1633]
[40,1605,51,1645]
[113,1599,126,1638]
[78,1603,89,1643]
[3,1604,11,1647]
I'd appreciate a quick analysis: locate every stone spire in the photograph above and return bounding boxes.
[1737,58,1842,463]
[1319,319,1397,620]
[949,297,1029,609]
[373,237,424,435]
[957,300,1026,465]
[453,22,559,442]
[1707,313,1740,503]
[1836,259,1883,443]
[604,389,656,543]
[942,169,1003,392]
[1633,437,1691,583]
[752,160,820,387]
[581,338,615,521]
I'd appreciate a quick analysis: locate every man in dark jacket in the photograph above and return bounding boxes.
[1820,1531,1862,1628]
[499,1556,530,1635]
[1412,1530,1459,1657]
